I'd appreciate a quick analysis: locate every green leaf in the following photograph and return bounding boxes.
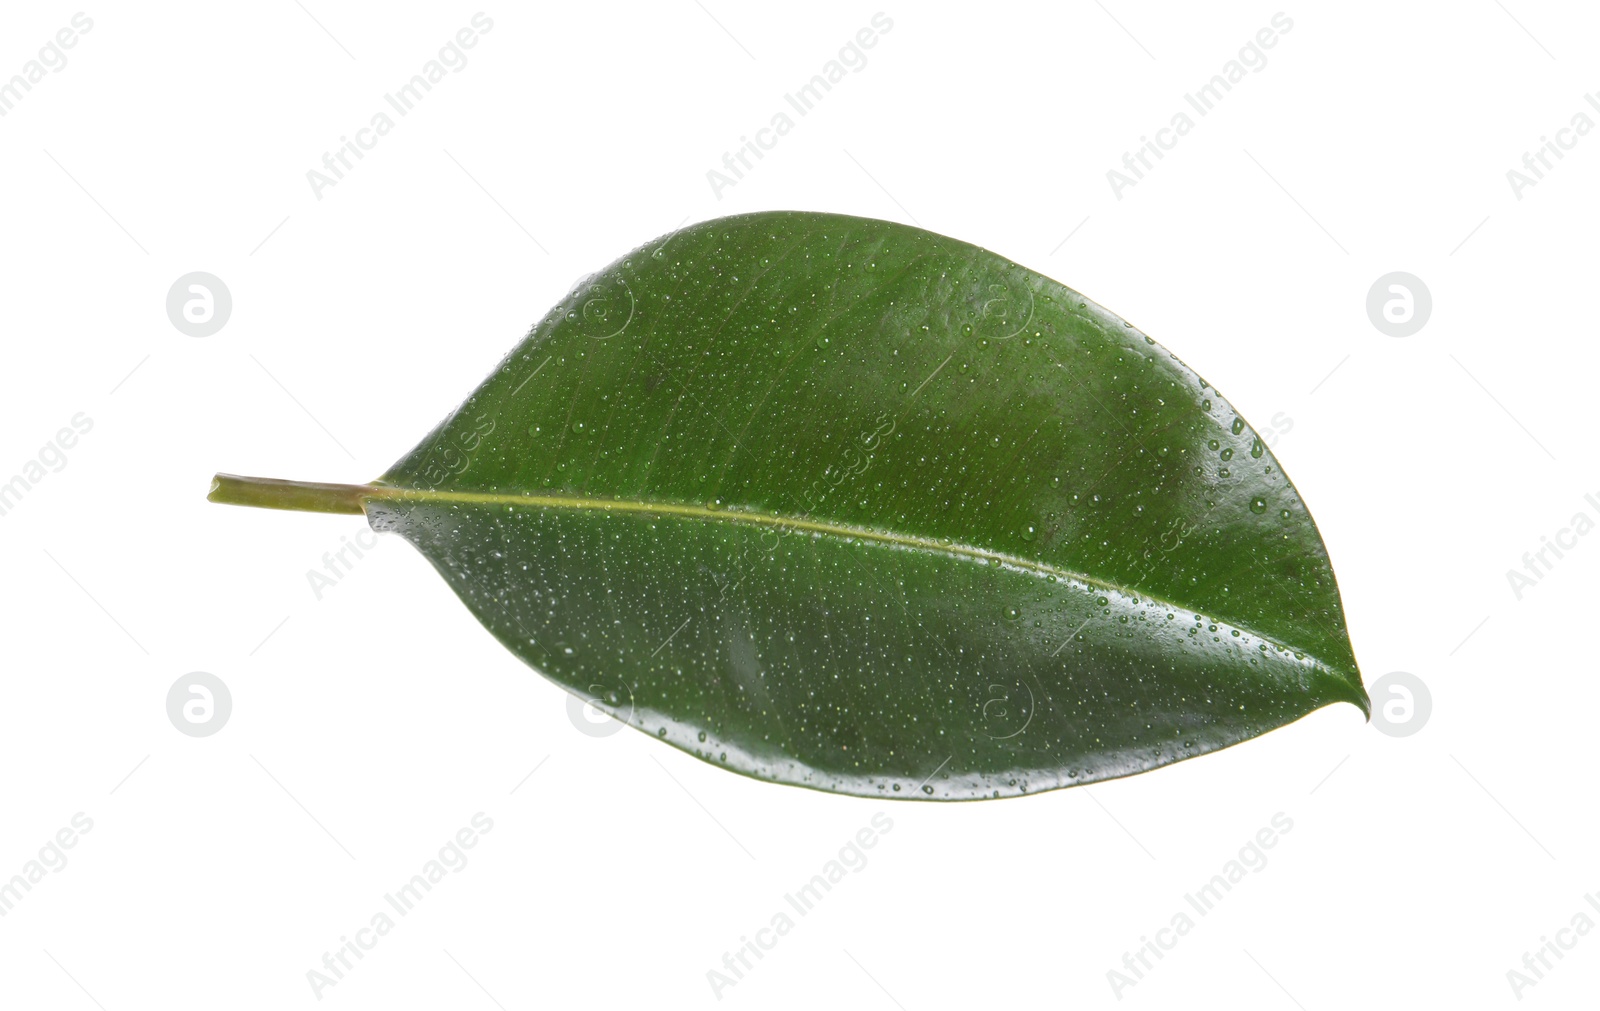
[210,210,1367,800]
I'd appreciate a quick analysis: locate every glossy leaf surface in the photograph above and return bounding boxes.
[211,211,1367,800]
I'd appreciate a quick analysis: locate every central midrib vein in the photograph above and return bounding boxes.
[364,482,1331,669]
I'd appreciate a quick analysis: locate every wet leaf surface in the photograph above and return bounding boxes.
[212,211,1367,800]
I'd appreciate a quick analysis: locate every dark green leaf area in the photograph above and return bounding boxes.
[376,211,1365,798]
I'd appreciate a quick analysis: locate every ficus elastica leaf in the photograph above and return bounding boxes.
[211,211,1367,800]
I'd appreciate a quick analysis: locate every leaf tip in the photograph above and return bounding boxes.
[1339,668,1372,721]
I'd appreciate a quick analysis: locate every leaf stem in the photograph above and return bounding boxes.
[208,473,370,515]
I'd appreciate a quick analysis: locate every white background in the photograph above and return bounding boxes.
[1,1,1596,1007]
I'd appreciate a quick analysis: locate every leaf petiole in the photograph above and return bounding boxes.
[208,473,370,515]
